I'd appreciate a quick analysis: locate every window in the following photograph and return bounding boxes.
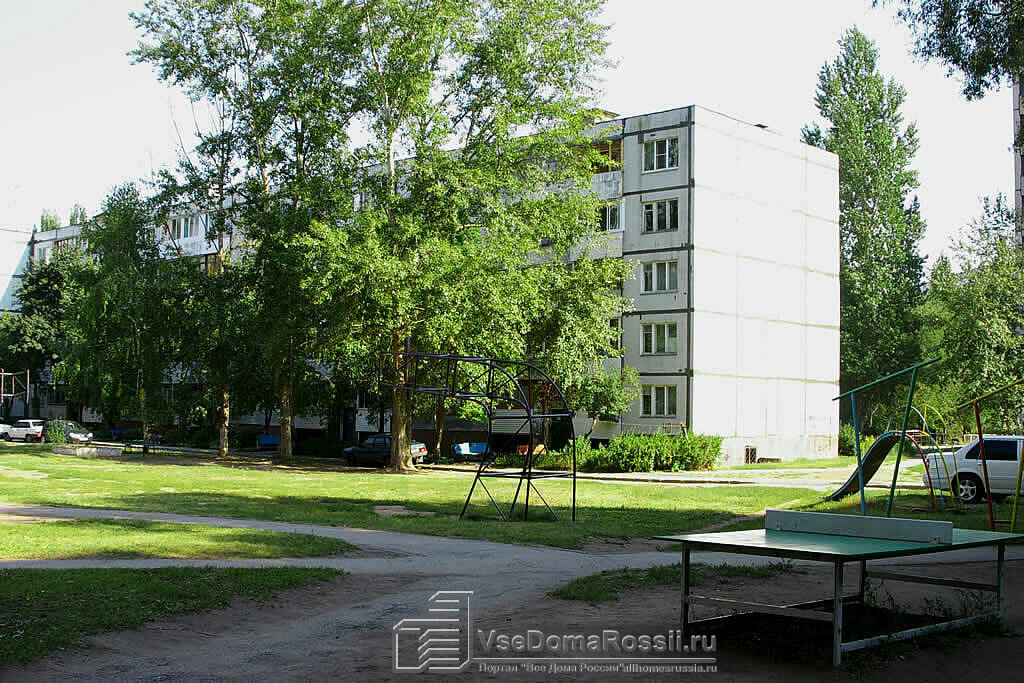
[168,217,183,240]
[608,318,622,350]
[641,260,678,293]
[642,323,677,354]
[641,385,677,417]
[643,137,679,172]
[965,440,1020,462]
[643,199,678,232]
[598,202,622,232]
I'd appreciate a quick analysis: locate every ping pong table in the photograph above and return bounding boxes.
[655,510,1024,667]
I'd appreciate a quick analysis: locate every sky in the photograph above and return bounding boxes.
[0,0,1014,266]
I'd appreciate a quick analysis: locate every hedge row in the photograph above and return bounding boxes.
[536,432,722,473]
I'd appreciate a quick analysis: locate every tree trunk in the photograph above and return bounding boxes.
[218,382,230,458]
[279,374,293,460]
[433,397,447,460]
[387,335,414,472]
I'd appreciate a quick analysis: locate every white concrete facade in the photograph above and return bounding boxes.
[1,226,33,312]
[581,106,840,464]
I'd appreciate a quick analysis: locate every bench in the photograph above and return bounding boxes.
[454,442,487,458]
[257,434,280,450]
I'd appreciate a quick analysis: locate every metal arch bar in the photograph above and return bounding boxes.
[833,358,941,401]
[953,377,1024,411]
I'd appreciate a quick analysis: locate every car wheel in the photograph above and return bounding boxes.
[955,474,984,505]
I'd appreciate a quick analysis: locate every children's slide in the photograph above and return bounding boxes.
[825,430,904,502]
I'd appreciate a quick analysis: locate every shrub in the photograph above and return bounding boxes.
[838,423,856,456]
[677,432,723,471]
[43,421,69,446]
[536,436,593,471]
[580,432,722,473]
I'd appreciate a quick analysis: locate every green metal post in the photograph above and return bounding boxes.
[886,367,919,517]
[851,394,867,516]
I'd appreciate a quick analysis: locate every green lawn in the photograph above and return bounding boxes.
[0,519,351,560]
[0,443,819,548]
[0,567,342,668]
[550,561,802,602]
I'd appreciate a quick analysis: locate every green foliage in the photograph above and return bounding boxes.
[565,365,640,438]
[884,0,1024,99]
[68,204,88,225]
[548,432,723,473]
[39,209,60,231]
[838,422,857,456]
[917,198,1024,432]
[803,28,925,420]
[56,184,179,435]
[42,421,69,446]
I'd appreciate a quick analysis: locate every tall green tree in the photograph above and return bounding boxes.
[132,0,362,459]
[803,28,927,420]
[342,0,627,471]
[39,210,60,231]
[58,184,181,436]
[69,204,88,225]
[881,0,1024,99]
[919,195,1024,431]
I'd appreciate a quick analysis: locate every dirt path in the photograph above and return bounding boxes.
[2,504,1023,681]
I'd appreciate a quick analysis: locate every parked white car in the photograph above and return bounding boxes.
[922,435,1024,504]
[5,419,47,442]
[0,422,10,439]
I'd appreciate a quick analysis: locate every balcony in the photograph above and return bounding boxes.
[592,170,622,200]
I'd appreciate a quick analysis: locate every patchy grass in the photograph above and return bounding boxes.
[708,488,1009,534]
[550,561,802,603]
[0,519,351,560]
[0,443,819,548]
[0,567,342,668]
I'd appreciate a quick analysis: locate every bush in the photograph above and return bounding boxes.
[43,422,69,446]
[536,436,593,470]
[838,423,856,456]
[581,432,722,473]
[839,423,877,457]
[677,432,723,471]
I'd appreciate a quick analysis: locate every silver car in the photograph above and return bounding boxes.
[922,435,1024,504]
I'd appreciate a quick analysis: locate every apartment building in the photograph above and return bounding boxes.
[583,106,839,463]
[17,105,840,463]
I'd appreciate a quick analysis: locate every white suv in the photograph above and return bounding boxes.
[6,419,47,442]
[922,435,1024,504]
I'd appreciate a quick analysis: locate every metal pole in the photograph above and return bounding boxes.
[886,367,919,517]
[681,548,691,641]
[832,561,844,667]
[1011,441,1024,533]
[851,394,867,516]
[974,402,995,531]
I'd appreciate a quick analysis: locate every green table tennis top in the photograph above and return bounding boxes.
[654,527,1024,562]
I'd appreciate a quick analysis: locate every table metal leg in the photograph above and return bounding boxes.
[681,548,691,641]
[833,561,844,667]
[997,543,1006,617]
[858,560,867,603]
